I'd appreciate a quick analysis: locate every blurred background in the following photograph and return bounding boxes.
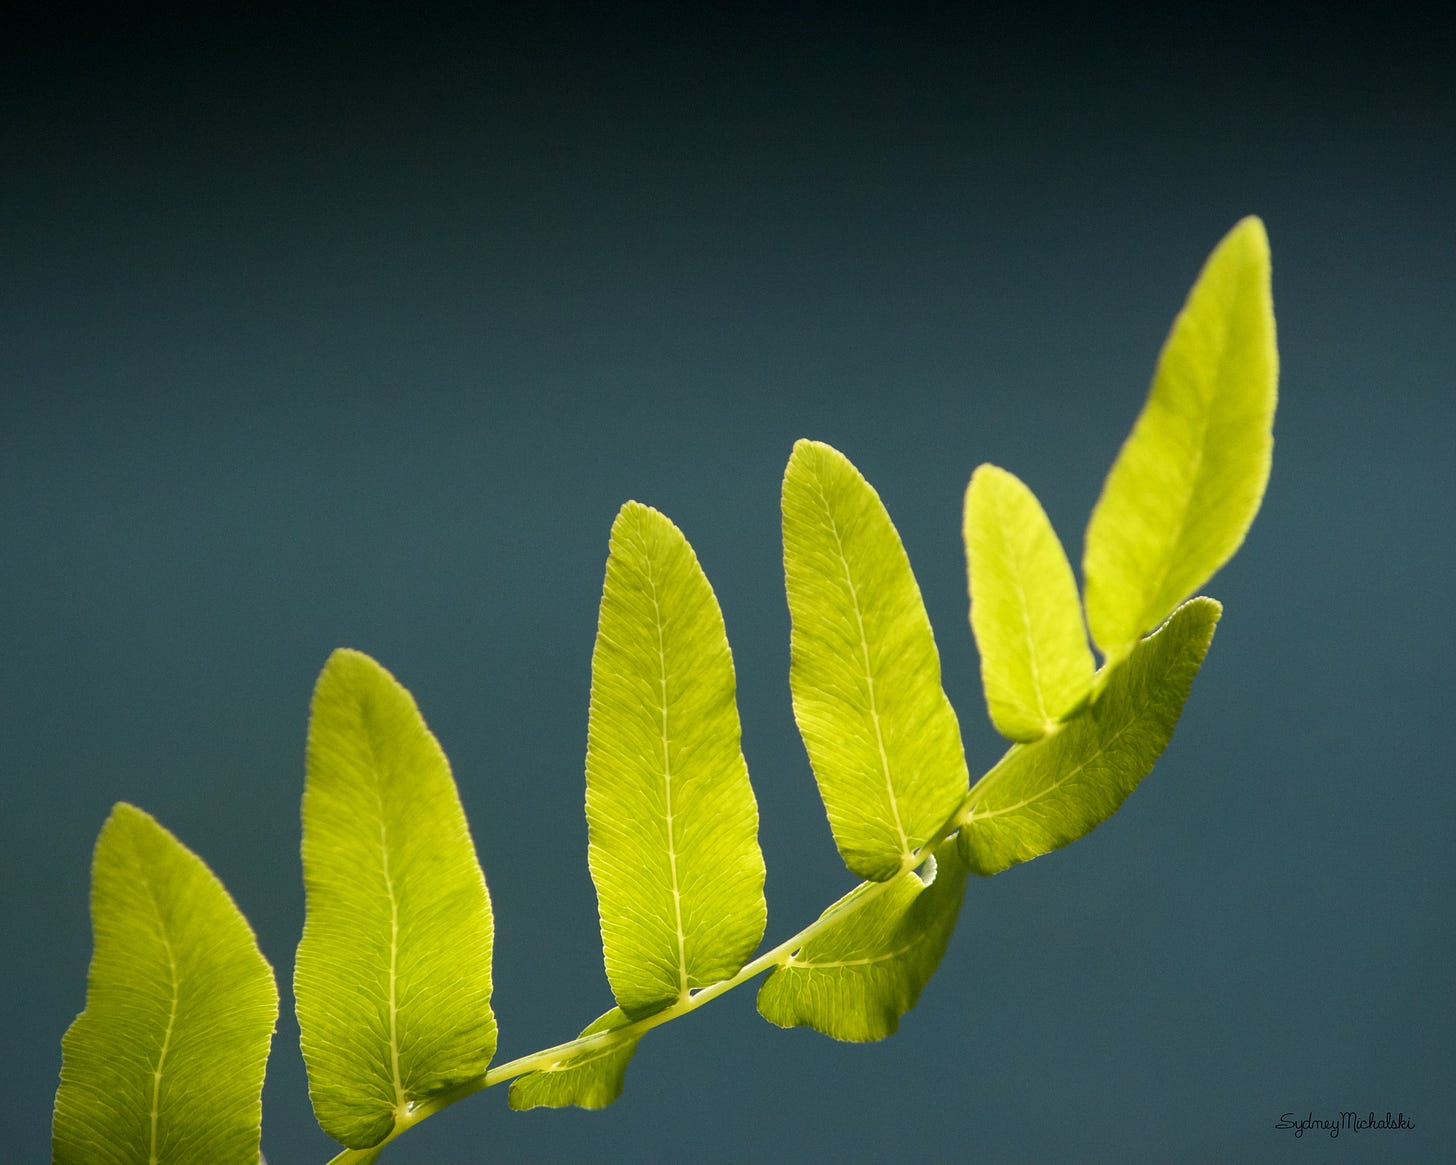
[4,4,1452,1162]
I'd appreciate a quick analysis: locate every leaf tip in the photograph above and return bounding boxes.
[1228,213,1268,249]
[105,800,145,826]
[963,462,1008,520]
[318,646,386,688]
[786,438,847,477]
[967,461,1009,488]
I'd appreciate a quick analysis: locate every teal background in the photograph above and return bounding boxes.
[5,6,1452,1162]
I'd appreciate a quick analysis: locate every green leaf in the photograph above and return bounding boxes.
[959,597,1220,876]
[782,439,970,881]
[54,803,277,1165]
[757,839,967,1042]
[296,649,497,1150]
[508,1008,640,1111]
[1083,217,1277,661]
[964,464,1094,742]
[586,502,767,1018]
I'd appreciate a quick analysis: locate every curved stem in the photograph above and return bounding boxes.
[322,800,973,1165]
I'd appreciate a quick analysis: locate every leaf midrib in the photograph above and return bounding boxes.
[968,661,1157,825]
[813,468,911,861]
[142,870,181,1165]
[973,721,1126,824]
[786,928,923,971]
[995,482,1051,727]
[363,716,408,1114]
[643,527,690,1001]
[1134,306,1228,638]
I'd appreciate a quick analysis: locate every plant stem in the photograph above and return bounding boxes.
[321,802,975,1165]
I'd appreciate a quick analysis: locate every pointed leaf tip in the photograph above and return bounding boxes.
[297,649,497,1149]
[1084,218,1276,661]
[54,804,278,1165]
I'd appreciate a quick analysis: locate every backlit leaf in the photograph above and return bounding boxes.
[964,464,1094,741]
[1084,217,1277,662]
[959,597,1220,876]
[296,649,497,1149]
[757,839,967,1041]
[586,502,767,1018]
[53,803,277,1165]
[782,440,970,881]
[508,1008,639,1111]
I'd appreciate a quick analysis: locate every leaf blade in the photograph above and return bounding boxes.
[964,464,1094,741]
[1084,217,1277,660]
[54,803,278,1165]
[586,502,767,1018]
[756,839,967,1042]
[296,649,497,1149]
[959,597,1220,876]
[782,440,970,881]
[507,1008,640,1111]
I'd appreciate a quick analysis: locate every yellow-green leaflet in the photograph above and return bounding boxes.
[1084,216,1277,662]
[964,464,1094,741]
[757,839,967,1042]
[508,1008,640,1111]
[53,804,277,1165]
[959,597,1220,876]
[296,650,497,1150]
[782,440,970,881]
[586,503,767,1019]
